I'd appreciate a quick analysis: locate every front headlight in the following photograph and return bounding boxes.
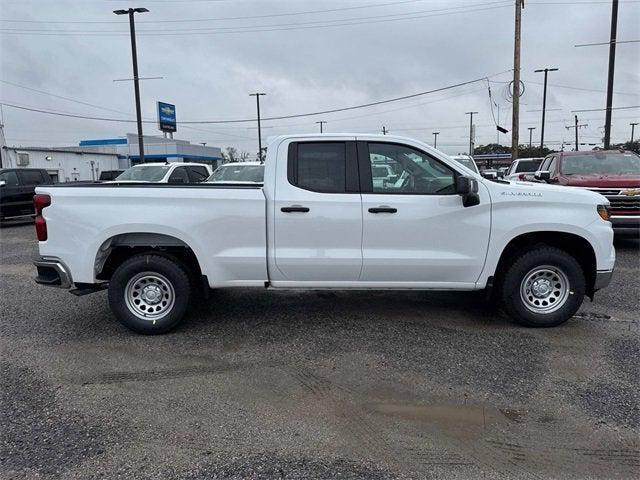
[597,204,611,222]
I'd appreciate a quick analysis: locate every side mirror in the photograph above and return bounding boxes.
[455,175,476,194]
[456,176,480,207]
[534,170,551,181]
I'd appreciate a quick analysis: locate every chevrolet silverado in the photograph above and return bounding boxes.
[33,134,615,334]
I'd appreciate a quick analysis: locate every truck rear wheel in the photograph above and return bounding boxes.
[500,247,585,328]
[108,254,191,334]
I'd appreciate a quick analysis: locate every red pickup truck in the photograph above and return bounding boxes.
[534,150,640,235]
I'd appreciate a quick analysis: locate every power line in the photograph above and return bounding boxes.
[0,0,429,24]
[0,3,513,36]
[572,105,640,113]
[0,70,511,124]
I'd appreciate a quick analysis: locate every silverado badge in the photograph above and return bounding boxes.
[621,189,640,197]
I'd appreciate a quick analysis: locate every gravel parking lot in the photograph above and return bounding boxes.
[1,223,638,479]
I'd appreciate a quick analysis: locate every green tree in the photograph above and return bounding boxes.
[612,140,640,154]
[221,147,239,163]
[472,144,555,158]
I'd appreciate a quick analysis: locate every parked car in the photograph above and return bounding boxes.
[114,162,212,184]
[534,150,640,235]
[450,154,479,173]
[99,170,125,181]
[207,162,264,183]
[481,169,498,180]
[33,134,614,334]
[0,168,53,221]
[505,158,544,181]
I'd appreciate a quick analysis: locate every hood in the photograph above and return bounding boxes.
[494,179,608,205]
[560,174,640,188]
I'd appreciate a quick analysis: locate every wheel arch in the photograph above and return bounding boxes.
[94,232,204,283]
[491,231,597,298]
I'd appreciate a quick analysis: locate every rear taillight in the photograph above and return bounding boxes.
[33,194,51,241]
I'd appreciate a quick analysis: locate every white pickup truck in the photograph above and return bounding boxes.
[33,134,615,334]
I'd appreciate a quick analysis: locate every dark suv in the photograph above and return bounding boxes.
[0,168,54,221]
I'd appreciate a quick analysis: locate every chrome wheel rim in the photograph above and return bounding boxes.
[520,265,570,314]
[124,272,175,321]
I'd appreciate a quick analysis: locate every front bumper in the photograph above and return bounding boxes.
[593,270,613,291]
[610,215,640,236]
[34,258,72,289]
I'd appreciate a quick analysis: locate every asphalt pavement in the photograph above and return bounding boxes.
[1,223,638,479]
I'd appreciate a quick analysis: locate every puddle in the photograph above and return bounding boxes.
[370,402,500,428]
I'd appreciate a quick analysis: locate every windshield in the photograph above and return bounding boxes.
[208,164,264,182]
[116,165,170,182]
[562,153,640,175]
[452,157,478,173]
[515,159,542,173]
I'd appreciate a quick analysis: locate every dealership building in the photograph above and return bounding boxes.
[75,133,223,167]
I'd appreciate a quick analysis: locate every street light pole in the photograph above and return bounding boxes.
[433,132,440,149]
[630,122,638,143]
[534,67,559,154]
[316,121,327,133]
[465,111,478,155]
[249,92,266,160]
[528,127,536,148]
[114,7,148,163]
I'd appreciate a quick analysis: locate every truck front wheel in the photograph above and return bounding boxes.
[500,247,585,327]
[108,254,191,334]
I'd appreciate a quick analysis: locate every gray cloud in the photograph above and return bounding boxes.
[1,0,638,155]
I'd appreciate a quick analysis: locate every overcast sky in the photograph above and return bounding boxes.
[1,0,638,156]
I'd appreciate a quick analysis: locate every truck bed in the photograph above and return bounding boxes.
[36,184,268,287]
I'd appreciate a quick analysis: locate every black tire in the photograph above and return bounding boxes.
[108,254,191,334]
[500,246,585,328]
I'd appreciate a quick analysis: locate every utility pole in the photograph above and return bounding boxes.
[382,126,388,135]
[565,115,587,151]
[316,121,327,133]
[465,111,478,155]
[631,122,638,143]
[114,7,149,163]
[511,0,524,161]
[534,67,558,154]
[528,127,536,148]
[604,0,619,149]
[249,92,266,160]
[433,132,440,149]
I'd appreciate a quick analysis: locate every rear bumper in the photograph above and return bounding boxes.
[593,270,613,291]
[611,215,640,236]
[34,258,72,289]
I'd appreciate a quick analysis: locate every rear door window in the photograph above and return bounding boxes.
[187,166,209,183]
[18,170,45,185]
[168,167,190,184]
[288,142,351,193]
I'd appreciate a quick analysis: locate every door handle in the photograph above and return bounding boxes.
[281,206,310,213]
[368,206,397,214]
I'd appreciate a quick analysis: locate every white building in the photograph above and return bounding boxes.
[0,127,223,182]
[1,145,121,183]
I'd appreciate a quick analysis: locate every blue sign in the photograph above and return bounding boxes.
[157,101,176,132]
